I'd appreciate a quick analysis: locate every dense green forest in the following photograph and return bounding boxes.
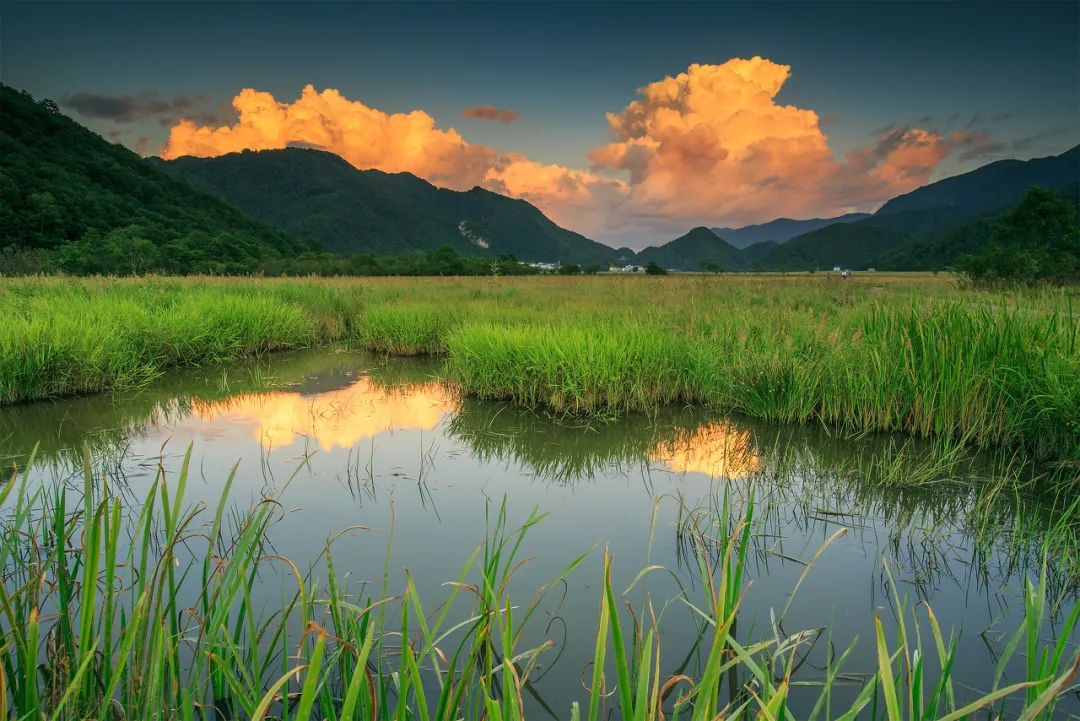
[157,147,623,266]
[264,246,545,276]
[953,187,1080,286]
[0,84,313,274]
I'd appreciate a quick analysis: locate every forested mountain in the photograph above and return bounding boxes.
[711,213,870,248]
[741,240,779,265]
[635,227,747,271]
[0,84,310,274]
[876,146,1079,219]
[653,145,1079,272]
[759,222,911,270]
[4,77,1075,277]
[157,148,619,266]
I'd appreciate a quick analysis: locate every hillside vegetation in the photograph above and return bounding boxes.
[635,226,747,271]
[157,147,619,266]
[0,85,310,274]
[632,145,1079,273]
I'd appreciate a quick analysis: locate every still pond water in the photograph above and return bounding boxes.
[2,349,1077,717]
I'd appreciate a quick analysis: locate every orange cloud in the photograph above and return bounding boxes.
[483,153,627,233]
[162,85,497,189]
[161,84,620,233]
[591,58,951,229]
[193,377,454,451]
[160,63,974,242]
[652,421,761,479]
[462,105,520,124]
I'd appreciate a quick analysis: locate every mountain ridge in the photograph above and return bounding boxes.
[635,226,748,271]
[155,148,620,266]
[711,213,871,248]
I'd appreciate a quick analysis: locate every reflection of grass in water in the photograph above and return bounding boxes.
[0,350,442,471]
[10,357,1075,594]
[451,399,1080,588]
[732,423,1080,592]
[3,455,1078,720]
[446,399,708,483]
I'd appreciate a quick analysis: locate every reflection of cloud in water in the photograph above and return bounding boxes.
[193,378,455,451]
[653,422,762,478]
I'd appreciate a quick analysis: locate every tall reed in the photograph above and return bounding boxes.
[2,447,1078,719]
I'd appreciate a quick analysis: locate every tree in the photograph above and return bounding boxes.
[645,261,668,275]
[558,263,581,275]
[697,259,723,273]
[955,187,1080,286]
[29,191,62,242]
[104,226,159,275]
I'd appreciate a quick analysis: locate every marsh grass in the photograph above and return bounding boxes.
[2,447,1079,720]
[3,275,1077,467]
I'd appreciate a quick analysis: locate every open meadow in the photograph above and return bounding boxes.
[3,273,1080,720]
[3,273,1077,463]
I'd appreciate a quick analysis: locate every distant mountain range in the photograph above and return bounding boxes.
[157,138,1078,274]
[3,81,1076,275]
[710,213,870,248]
[635,227,748,271]
[155,148,618,266]
[642,144,1078,271]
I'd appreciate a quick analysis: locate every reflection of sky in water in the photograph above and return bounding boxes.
[653,422,762,478]
[191,379,455,450]
[4,350,1078,718]
[186,377,763,478]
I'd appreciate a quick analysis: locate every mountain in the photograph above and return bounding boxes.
[635,227,747,271]
[741,240,779,265]
[760,222,911,270]
[156,148,619,266]
[711,213,870,248]
[875,145,1080,221]
[756,144,1079,271]
[873,217,995,271]
[0,84,308,274]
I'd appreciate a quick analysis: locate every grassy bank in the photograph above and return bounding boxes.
[3,452,1078,720]
[2,274,1077,465]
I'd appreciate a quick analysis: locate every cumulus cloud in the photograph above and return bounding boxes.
[590,58,954,229]
[484,153,627,234]
[462,105,520,123]
[162,85,497,188]
[160,62,984,243]
[161,85,624,233]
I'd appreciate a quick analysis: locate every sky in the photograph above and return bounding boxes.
[3,1,1078,247]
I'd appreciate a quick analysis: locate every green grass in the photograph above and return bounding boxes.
[2,450,1078,720]
[2,274,1077,467]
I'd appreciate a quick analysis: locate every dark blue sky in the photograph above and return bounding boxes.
[2,1,1077,242]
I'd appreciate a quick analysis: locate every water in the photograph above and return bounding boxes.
[2,349,1077,717]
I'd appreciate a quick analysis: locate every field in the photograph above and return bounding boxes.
[4,455,1080,721]
[2,273,1077,465]
[3,273,1080,719]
